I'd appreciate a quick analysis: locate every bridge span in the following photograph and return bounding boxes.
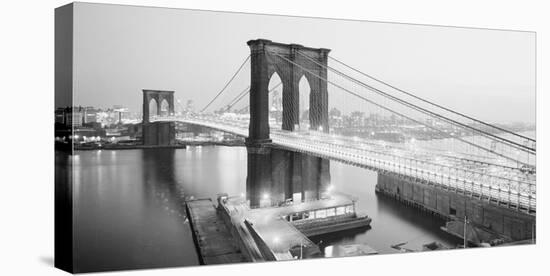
[153,115,535,215]
[146,39,535,244]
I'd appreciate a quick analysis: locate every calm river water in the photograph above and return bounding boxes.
[62,146,462,272]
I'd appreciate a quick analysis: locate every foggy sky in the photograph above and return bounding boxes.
[72,2,535,124]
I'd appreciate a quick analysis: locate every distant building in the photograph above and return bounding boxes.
[113,105,129,123]
[68,111,83,127]
[57,107,84,127]
[426,118,434,126]
[97,109,121,127]
[350,111,365,127]
[329,107,341,118]
[83,106,99,124]
[55,107,66,124]
[271,90,282,112]
[176,132,194,140]
[390,114,397,124]
[186,100,194,113]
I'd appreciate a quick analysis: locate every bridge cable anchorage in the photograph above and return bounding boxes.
[268,50,533,168]
[200,54,251,113]
[328,55,535,144]
[295,50,535,155]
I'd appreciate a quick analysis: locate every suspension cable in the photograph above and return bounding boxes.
[200,55,250,113]
[329,55,535,143]
[236,82,282,113]
[225,86,250,111]
[269,50,531,167]
[296,50,534,154]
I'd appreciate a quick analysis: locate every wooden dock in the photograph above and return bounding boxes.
[185,199,246,265]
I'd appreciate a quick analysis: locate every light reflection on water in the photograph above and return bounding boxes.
[63,146,460,272]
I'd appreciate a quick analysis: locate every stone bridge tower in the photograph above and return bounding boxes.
[245,39,331,208]
[142,89,176,146]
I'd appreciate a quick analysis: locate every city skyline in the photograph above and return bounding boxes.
[66,3,535,124]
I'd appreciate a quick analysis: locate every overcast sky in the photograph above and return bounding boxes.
[72,2,535,124]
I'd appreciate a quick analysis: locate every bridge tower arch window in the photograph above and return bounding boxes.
[298,75,311,130]
[247,39,330,144]
[142,89,175,123]
[148,98,158,121]
[267,71,283,130]
[160,98,170,116]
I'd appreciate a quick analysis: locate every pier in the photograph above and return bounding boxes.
[220,195,322,260]
[186,193,371,263]
[185,199,246,265]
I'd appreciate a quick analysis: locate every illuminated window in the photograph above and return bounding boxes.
[345,205,354,214]
[316,209,327,218]
[326,208,336,217]
[336,207,346,215]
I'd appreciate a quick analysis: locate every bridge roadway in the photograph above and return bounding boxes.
[153,115,536,213]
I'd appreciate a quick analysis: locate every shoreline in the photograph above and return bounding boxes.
[72,141,245,151]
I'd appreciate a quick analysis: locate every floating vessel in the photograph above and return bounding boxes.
[284,200,372,237]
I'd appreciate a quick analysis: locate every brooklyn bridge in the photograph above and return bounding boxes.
[141,39,535,249]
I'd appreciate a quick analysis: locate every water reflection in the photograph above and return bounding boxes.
[141,149,187,218]
[64,146,460,272]
[328,162,460,254]
[70,149,198,273]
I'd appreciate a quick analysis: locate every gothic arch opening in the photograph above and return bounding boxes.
[148,98,158,121]
[160,98,170,116]
[268,71,283,130]
[298,75,311,129]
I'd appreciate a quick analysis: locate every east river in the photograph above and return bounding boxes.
[60,146,463,272]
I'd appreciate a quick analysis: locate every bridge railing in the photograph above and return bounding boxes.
[274,135,535,213]
[153,115,535,214]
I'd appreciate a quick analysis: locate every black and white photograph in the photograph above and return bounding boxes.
[1,1,548,276]
[54,2,537,273]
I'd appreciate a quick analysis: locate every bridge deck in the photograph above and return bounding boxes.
[158,116,536,214]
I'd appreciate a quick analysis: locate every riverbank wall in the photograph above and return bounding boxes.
[376,172,535,243]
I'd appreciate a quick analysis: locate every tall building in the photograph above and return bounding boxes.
[83,106,99,124]
[64,107,83,127]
